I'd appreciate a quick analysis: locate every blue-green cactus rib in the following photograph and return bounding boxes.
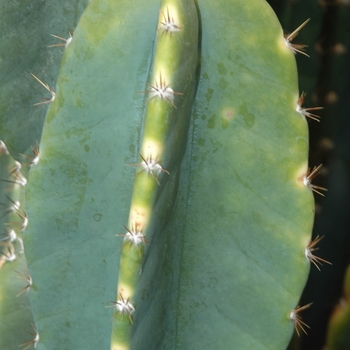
[111,0,200,347]
[130,0,315,349]
[23,0,164,348]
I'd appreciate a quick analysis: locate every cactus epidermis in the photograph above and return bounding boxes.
[1,0,319,349]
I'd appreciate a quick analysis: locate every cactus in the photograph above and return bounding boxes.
[0,0,328,348]
[0,143,34,349]
[268,2,350,349]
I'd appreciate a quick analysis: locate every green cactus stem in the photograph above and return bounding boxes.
[0,0,321,348]
[0,142,34,349]
[110,0,200,347]
[128,1,316,348]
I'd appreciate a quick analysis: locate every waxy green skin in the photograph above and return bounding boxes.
[24,0,160,348]
[111,0,200,347]
[131,0,313,348]
[2,0,314,349]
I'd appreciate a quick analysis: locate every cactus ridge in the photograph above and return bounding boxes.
[284,18,311,57]
[0,145,34,348]
[0,0,329,349]
[110,0,200,347]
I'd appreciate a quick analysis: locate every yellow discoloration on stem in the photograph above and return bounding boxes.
[111,343,129,350]
[129,206,150,230]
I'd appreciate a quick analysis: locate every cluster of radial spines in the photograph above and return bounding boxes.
[1,228,24,254]
[0,198,28,265]
[145,72,182,108]
[305,235,332,271]
[128,153,170,186]
[116,224,147,253]
[0,246,16,265]
[296,92,323,122]
[15,144,40,173]
[6,207,28,233]
[284,18,310,57]
[30,73,56,106]
[302,164,328,197]
[48,32,73,48]
[0,100,41,265]
[107,292,135,323]
[15,269,33,297]
[19,323,39,350]
[2,161,27,188]
[20,142,40,167]
[158,6,181,35]
[290,303,313,336]
[0,190,27,265]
